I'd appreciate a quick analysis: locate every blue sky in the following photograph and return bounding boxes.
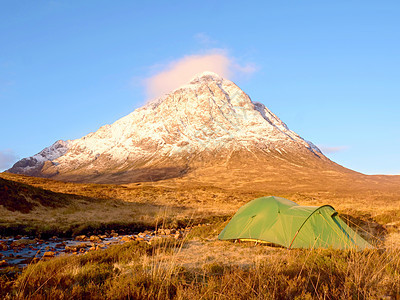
[0,1,399,174]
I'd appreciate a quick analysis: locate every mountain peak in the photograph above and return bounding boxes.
[8,73,328,183]
[189,71,225,83]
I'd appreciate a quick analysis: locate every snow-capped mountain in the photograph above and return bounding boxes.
[8,72,333,183]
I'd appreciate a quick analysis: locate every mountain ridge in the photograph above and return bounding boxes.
[8,72,354,183]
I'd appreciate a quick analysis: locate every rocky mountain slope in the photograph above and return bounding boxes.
[8,72,351,183]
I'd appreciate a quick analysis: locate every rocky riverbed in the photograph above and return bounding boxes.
[0,227,191,269]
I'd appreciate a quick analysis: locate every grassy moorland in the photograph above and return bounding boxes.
[1,224,399,299]
[1,171,400,298]
[0,172,398,242]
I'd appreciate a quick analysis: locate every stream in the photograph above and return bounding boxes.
[0,227,187,269]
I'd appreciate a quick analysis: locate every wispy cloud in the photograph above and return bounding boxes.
[0,149,18,170]
[318,145,348,154]
[144,49,257,100]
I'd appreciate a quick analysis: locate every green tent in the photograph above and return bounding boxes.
[218,196,372,250]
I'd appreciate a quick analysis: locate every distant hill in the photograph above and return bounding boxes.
[0,176,72,213]
[6,72,400,191]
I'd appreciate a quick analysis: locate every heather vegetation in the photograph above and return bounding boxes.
[1,173,400,298]
[0,225,399,299]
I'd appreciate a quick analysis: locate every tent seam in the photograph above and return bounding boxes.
[288,205,335,249]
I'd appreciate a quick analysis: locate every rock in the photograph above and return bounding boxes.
[0,253,2,258]
[76,243,90,250]
[110,232,118,237]
[0,244,8,251]
[43,251,55,258]
[89,235,101,242]
[31,257,40,264]
[55,242,66,248]
[89,246,96,251]
[170,229,176,234]
[137,237,145,241]
[75,235,87,241]
[121,236,134,242]
[174,232,183,239]
[164,229,171,235]
[138,232,146,238]
[99,235,107,239]
[65,246,77,252]
[0,260,8,267]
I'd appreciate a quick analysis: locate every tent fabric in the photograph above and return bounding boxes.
[218,196,372,250]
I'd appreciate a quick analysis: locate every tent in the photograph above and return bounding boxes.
[218,196,372,250]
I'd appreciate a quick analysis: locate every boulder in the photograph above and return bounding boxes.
[75,235,87,241]
[174,232,183,239]
[43,251,55,258]
[0,260,8,267]
[89,235,101,242]
[76,243,90,250]
[31,257,40,264]
[121,236,134,242]
[65,246,77,252]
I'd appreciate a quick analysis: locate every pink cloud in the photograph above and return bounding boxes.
[144,50,256,100]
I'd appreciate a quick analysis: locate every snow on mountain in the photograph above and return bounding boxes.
[7,72,326,181]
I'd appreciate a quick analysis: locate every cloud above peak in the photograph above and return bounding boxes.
[144,50,256,100]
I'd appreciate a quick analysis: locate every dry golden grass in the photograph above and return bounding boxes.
[3,226,400,299]
[2,145,400,298]
[1,170,400,245]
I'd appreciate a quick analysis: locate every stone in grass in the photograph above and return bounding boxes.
[31,257,40,264]
[75,235,87,241]
[43,251,55,258]
[121,236,134,242]
[89,235,102,242]
[174,232,183,239]
[0,260,8,267]
[65,246,78,252]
